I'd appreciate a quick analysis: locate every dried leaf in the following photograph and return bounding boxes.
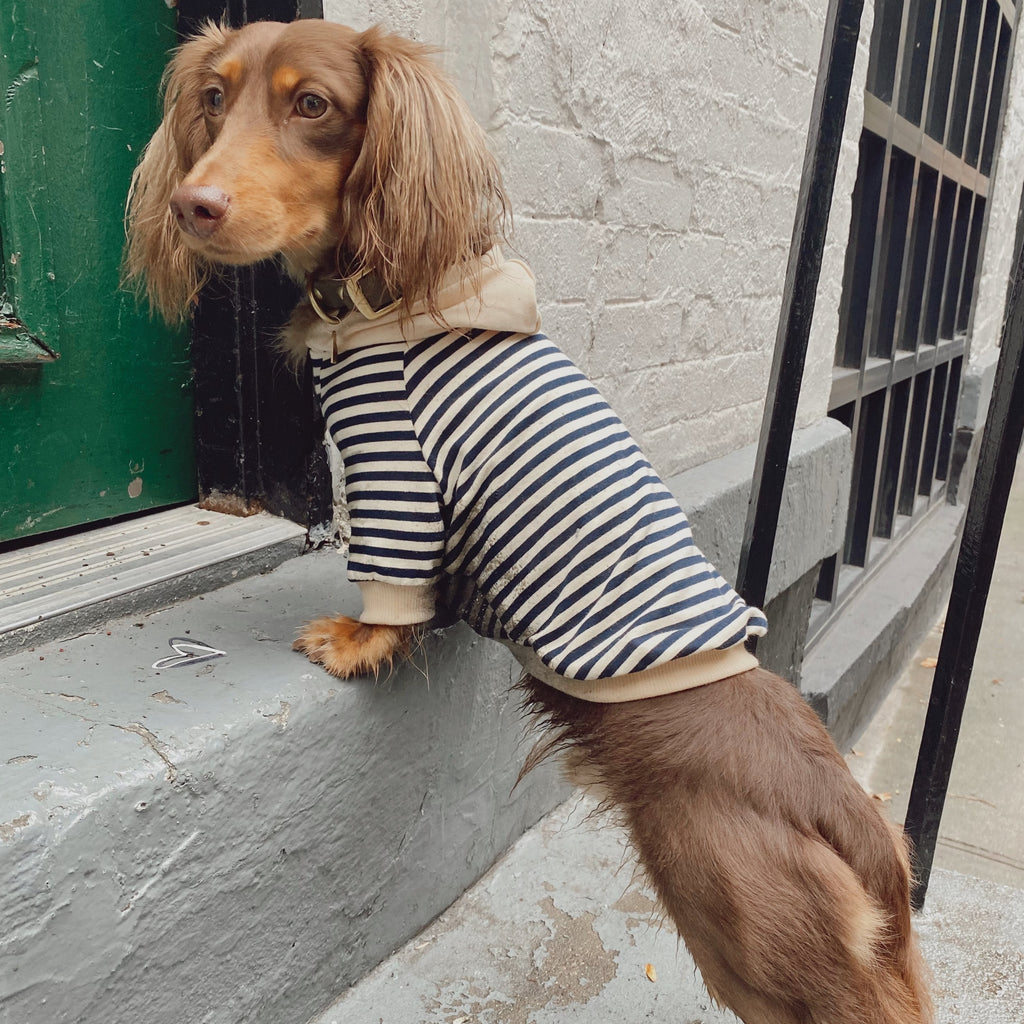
[645,963,657,983]
[920,657,938,668]
[872,792,893,803]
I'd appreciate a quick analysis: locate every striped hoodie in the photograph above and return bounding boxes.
[305,250,766,702]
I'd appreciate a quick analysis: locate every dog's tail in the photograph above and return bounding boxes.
[518,668,932,1024]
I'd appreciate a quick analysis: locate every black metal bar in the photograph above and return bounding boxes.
[736,0,865,614]
[905,174,1024,909]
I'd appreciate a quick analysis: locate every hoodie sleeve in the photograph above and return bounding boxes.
[313,343,444,625]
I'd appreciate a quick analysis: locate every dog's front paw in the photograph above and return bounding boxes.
[292,615,412,678]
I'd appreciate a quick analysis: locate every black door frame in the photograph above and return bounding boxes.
[177,0,333,535]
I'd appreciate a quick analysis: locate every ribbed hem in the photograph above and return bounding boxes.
[509,644,760,703]
[358,581,436,625]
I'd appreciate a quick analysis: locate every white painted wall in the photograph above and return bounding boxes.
[972,15,1024,364]
[322,0,1023,473]
[325,0,866,479]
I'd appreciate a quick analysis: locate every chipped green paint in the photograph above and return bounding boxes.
[0,0,195,542]
[0,17,58,344]
[0,318,59,363]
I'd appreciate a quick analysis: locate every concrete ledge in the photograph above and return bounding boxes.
[672,416,851,603]
[0,417,850,1024]
[802,502,963,749]
[1,553,567,1024]
[677,417,851,683]
[801,348,998,749]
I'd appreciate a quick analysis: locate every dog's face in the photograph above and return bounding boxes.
[168,20,369,271]
[125,18,507,322]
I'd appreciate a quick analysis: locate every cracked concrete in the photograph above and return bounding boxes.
[111,722,180,782]
[315,794,1024,1024]
[314,451,1024,1023]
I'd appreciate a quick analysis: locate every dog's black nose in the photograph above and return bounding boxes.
[170,184,230,238]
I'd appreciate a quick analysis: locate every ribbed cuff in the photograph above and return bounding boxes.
[509,644,759,703]
[358,582,436,625]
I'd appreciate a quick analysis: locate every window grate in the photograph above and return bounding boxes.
[813,0,1019,624]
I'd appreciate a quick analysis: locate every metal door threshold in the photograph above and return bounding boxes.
[0,505,307,654]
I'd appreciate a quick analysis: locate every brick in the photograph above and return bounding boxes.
[603,156,694,232]
[646,398,765,478]
[502,122,607,219]
[512,218,608,301]
[536,301,593,366]
[587,302,685,378]
[595,228,650,301]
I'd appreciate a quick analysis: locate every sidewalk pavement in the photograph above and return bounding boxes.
[312,472,1024,1023]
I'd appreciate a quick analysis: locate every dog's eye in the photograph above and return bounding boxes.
[296,92,328,119]
[203,87,225,117]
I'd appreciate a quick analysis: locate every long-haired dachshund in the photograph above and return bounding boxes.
[125,19,932,1023]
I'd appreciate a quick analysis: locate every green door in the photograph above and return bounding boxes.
[0,0,194,544]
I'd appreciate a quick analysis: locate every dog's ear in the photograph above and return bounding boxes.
[342,27,509,319]
[123,22,231,322]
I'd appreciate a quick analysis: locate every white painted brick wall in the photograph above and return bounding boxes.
[322,0,1022,478]
[323,0,836,476]
[971,20,1024,367]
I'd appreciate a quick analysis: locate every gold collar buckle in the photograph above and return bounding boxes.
[307,268,402,325]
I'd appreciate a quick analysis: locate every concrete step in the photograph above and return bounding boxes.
[310,795,1024,1024]
[0,549,564,1024]
[0,504,307,655]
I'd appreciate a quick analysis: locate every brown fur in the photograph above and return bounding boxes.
[292,615,416,679]
[124,19,932,1022]
[520,670,932,1023]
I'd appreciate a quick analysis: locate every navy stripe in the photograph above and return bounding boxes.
[347,488,441,504]
[552,571,730,678]
[456,423,655,589]
[328,411,414,433]
[349,533,445,549]
[490,495,686,624]
[346,469,438,484]
[406,329,505,402]
[347,561,439,581]
[526,521,704,655]
[351,507,442,524]
[454,375,603,496]
[319,329,764,682]
[412,341,556,493]
[447,411,625,562]
[478,457,655,603]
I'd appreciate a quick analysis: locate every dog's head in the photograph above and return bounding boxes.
[124,19,508,322]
